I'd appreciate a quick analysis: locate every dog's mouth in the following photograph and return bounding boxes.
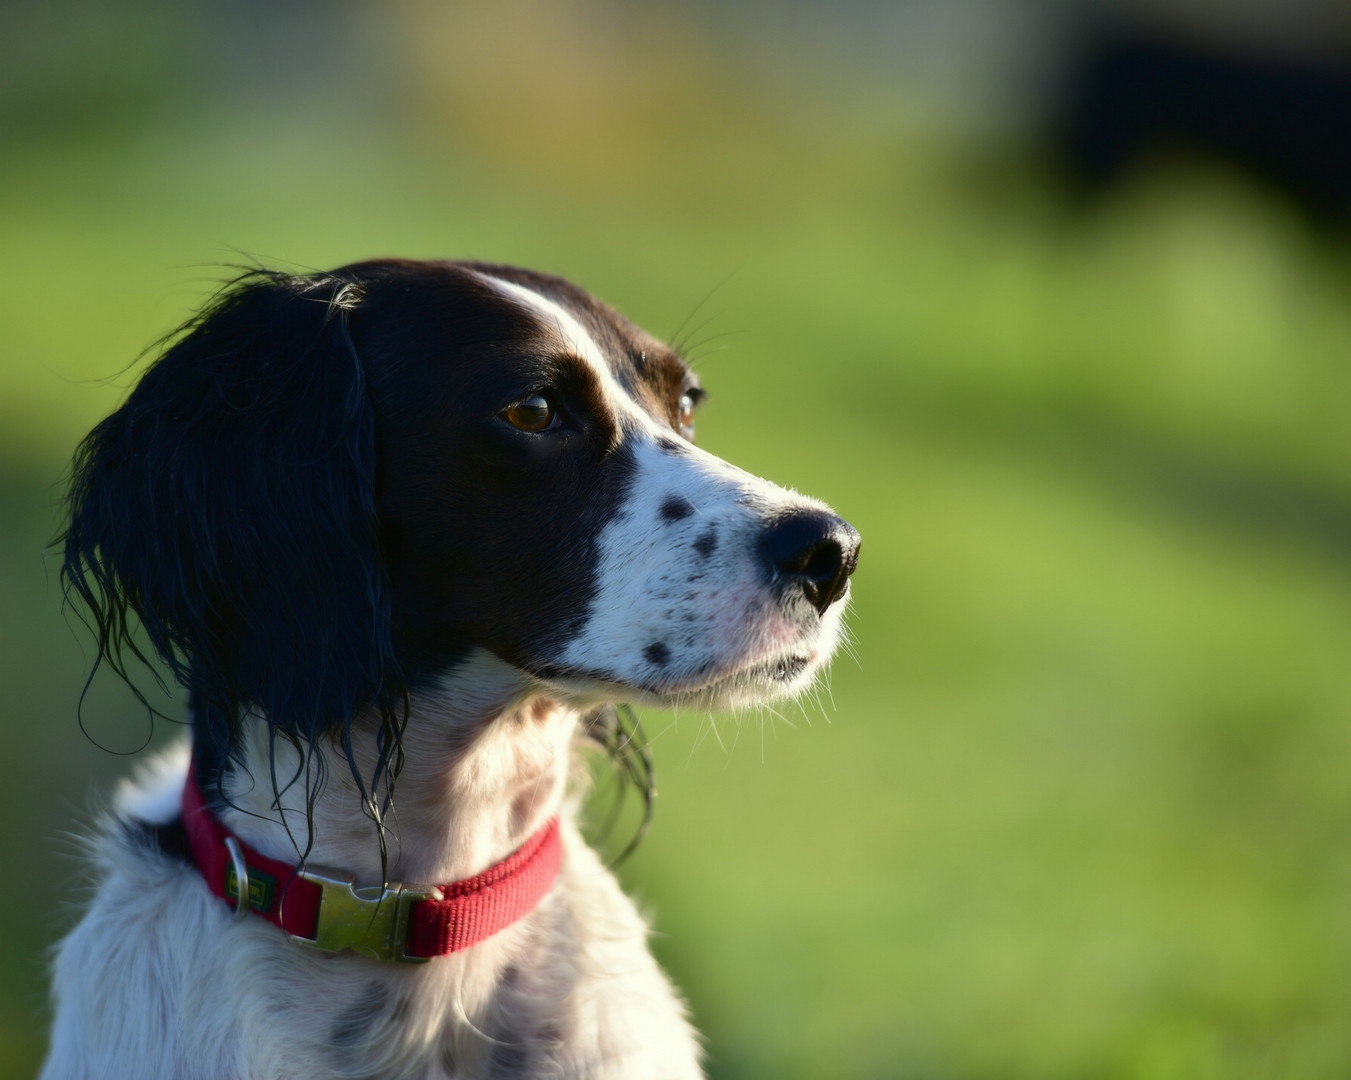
[652,647,820,708]
[749,653,811,683]
[532,647,820,711]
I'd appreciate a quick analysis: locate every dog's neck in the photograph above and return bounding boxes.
[217,651,580,886]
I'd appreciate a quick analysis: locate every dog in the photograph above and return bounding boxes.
[44,260,860,1079]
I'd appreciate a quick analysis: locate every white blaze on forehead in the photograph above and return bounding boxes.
[472,270,654,429]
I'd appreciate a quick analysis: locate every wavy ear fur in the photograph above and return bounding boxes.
[61,269,406,810]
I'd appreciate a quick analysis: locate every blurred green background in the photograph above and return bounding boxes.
[6,2,1351,1077]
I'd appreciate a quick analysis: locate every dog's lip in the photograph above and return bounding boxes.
[530,645,821,705]
[748,652,812,682]
[655,647,819,699]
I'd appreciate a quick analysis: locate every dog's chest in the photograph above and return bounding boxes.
[249,936,563,1079]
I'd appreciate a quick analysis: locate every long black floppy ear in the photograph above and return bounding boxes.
[61,269,404,776]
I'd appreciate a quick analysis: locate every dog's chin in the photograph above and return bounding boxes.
[533,644,828,712]
[629,642,830,712]
[655,652,822,712]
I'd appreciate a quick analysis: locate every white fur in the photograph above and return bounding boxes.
[44,653,702,1079]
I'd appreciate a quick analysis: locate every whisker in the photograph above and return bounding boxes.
[707,712,729,756]
[666,268,740,358]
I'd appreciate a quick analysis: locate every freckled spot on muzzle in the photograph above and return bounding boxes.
[643,642,671,667]
[659,496,695,522]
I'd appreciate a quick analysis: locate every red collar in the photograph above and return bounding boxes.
[181,762,561,962]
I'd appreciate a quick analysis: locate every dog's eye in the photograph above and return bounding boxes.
[501,395,556,432]
[677,393,696,437]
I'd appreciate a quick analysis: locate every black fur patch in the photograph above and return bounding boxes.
[644,642,671,667]
[693,528,718,558]
[660,496,695,522]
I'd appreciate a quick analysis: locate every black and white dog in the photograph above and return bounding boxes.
[46,260,859,1079]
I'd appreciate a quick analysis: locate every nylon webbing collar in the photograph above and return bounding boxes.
[180,762,561,962]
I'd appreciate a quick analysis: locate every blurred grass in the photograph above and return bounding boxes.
[5,22,1351,1078]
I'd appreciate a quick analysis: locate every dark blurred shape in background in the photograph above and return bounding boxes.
[1049,18,1351,228]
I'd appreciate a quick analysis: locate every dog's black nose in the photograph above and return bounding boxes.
[762,510,861,616]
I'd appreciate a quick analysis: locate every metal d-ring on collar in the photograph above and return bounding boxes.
[223,836,251,922]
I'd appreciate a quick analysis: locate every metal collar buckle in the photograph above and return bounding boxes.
[286,867,444,964]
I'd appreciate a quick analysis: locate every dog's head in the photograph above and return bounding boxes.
[63,260,859,783]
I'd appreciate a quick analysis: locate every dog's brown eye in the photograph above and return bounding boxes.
[677,393,696,437]
[502,395,556,432]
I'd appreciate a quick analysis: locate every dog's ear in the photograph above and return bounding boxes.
[62,270,403,761]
